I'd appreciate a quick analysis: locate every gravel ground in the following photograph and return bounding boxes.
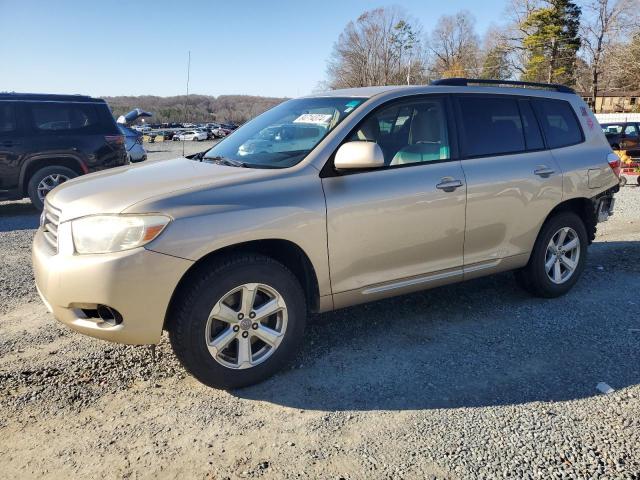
[0,170,639,479]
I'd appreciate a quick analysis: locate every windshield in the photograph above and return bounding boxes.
[203,97,365,168]
[601,124,623,135]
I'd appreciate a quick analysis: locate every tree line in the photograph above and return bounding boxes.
[105,94,286,125]
[325,0,640,110]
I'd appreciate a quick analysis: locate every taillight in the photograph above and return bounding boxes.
[607,152,621,177]
[105,135,125,147]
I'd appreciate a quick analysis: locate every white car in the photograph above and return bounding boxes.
[173,130,207,142]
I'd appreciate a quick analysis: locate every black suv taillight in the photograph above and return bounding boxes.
[105,135,125,147]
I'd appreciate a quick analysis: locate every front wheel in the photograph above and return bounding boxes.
[515,212,588,298]
[168,254,307,389]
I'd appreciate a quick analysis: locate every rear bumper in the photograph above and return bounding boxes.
[32,229,193,344]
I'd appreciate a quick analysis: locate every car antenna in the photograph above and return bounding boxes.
[183,50,191,158]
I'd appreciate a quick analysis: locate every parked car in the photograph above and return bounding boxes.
[600,122,640,157]
[173,130,208,141]
[116,108,152,163]
[157,130,175,141]
[211,127,231,138]
[0,92,127,210]
[33,79,619,389]
[118,125,147,162]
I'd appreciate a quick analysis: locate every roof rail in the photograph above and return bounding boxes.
[430,78,575,94]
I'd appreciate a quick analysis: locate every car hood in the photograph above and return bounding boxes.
[47,158,259,222]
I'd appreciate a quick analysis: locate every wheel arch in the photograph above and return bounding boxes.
[19,155,87,196]
[541,197,597,245]
[163,239,321,331]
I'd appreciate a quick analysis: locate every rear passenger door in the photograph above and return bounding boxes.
[454,95,563,275]
[0,101,26,193]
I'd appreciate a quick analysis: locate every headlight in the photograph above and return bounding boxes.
[71,215,171,254]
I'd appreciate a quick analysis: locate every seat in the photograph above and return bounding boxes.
[390,108,447,165]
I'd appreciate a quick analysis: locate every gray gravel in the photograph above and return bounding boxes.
[0,180,639,479]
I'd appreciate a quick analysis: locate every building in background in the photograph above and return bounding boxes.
[581,91,640,113]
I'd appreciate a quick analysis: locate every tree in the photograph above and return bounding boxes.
[428,11,481,78]
[580,0,639,110]
[326,7,427,89]
[480,27,513,79]
[520,0,582,85]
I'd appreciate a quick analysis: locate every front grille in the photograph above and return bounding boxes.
[42,202,61,254]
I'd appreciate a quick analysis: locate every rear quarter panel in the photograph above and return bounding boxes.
[556,97,619,199]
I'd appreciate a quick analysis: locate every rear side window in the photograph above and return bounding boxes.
[518,100,545,150]
[0,103,16,133]
[457,96,525,157]
[30,103,99,132]
[532,99,583,148]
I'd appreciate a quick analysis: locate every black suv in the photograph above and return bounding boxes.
[0,93,127,210]
[600,122,640,157]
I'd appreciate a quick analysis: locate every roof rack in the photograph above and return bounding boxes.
[430,78,575,94]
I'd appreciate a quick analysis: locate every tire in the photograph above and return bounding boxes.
[619,176,627,187]
[515,211,588,298]
[168,254,307,389]
[27,165,78,211]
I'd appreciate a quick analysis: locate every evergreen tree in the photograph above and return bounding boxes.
[521,0,581,85]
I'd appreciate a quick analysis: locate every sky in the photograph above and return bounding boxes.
[0,0,507,98]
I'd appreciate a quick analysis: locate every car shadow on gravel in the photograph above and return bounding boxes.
[237,241,640,411]
[0,201,39,232]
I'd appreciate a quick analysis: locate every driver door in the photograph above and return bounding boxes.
[322,96,467,307]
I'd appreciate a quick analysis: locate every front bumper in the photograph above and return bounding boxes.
[32,228,193,345]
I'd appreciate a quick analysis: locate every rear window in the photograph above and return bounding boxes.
[30,102,99,132]
[0,103,16,133]
[457,96,525,157]
[532,99,583,148]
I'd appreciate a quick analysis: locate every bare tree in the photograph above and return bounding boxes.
[427,11,481,78]
[580,0,639,110]
[326,7,427,88]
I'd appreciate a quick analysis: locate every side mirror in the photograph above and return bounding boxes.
[334,141,385,170]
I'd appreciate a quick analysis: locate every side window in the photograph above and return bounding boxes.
[349,98,450,166]
[532,99,583,148]
[30,103,98,132]
[457,96,525,157]
[0,103,16,134]
[518,100,545,150]
[624,125,638,137]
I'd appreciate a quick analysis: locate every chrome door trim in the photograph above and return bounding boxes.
[362,268,463,295]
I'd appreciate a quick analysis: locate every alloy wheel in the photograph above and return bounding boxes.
[205,283,288,369]
[37,173,70,202]
[544,227,581,284]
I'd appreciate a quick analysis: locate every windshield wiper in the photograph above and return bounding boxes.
[205,156,248,168]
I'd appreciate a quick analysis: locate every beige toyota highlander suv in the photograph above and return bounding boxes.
[33,79,620,389]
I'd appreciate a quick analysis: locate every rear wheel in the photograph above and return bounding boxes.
[27,166,77,211]
[515,212,588,298]
[620,176,627,187]
[168,254,307,389]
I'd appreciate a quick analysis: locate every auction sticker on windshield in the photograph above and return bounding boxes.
[293,113,333,125]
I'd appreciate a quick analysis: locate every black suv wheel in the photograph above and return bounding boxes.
[27,166,78,211]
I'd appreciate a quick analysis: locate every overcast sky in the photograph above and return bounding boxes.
[0,0,505,98]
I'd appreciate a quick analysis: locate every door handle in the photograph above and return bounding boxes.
[436,178,463,192]
[534,166,555,177]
